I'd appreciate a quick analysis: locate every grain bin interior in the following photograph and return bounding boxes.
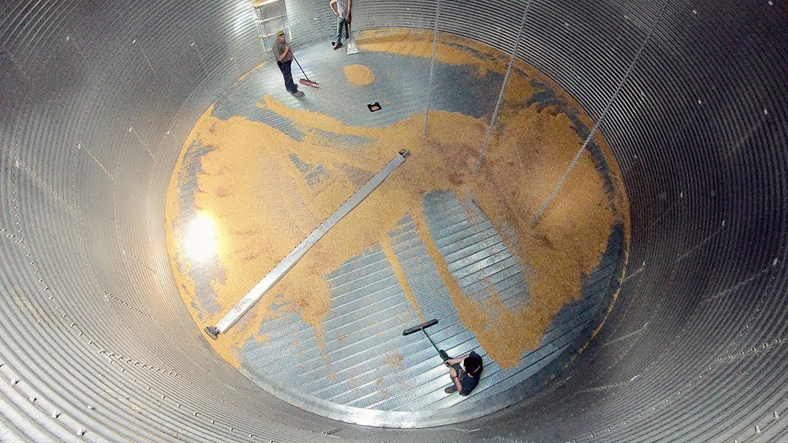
[1,1,787,442]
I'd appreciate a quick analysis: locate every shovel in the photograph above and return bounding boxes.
[346,21,359,55]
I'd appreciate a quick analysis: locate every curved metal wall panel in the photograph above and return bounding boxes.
[1,0,787,442]
[0,1,357,442]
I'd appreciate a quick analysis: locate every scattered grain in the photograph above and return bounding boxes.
[164,30,629,371]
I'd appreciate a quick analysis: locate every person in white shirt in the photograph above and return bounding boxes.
[329,0,352,50]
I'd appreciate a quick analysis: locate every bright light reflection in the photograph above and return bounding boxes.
[184,214,218,263]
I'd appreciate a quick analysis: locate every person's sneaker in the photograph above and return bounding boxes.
[333,42,343,50]
[444,385,457,394]
[292,90,304,97]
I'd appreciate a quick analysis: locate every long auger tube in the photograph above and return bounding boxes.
[205,150,411,339]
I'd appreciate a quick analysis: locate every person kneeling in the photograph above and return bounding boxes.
[443,351,483,396]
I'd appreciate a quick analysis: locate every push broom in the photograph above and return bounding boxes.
[403,318,449,362]
[292,54,319,88]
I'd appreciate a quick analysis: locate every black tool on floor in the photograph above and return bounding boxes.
[403,318,449,362]
[292,55,319,88]
[368,102,381,112]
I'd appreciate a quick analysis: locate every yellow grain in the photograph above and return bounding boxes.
[344,64,375,85]
[379,234,424,323]
[164,30,630,371]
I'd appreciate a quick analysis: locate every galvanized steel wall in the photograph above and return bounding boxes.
[1,0,787,442]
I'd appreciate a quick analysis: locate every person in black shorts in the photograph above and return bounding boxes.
[443,350,483,396]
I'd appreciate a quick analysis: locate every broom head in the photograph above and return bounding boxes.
[403,319,438,335]
[299,78,319,88]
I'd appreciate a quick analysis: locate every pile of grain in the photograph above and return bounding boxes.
[343,64,375,85]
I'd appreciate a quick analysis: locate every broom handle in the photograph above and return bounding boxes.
[291,54,310,81]
[423,330,443,357]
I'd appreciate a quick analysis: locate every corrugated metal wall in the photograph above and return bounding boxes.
[1,0,786,442]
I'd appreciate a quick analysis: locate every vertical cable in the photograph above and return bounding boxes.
[423,0,442,137]
[530,0,670,227]
[473,0,533,175]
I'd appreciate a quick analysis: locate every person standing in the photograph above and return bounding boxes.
[329,0,352,50]
[272,30,304,97]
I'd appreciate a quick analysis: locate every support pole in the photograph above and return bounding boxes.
[205,150,411,339]
[423,0,442,137]
[530,0,670,227]
[474,0,533,175]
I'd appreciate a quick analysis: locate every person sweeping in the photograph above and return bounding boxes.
[402,319,484,396]
[272,30,304,97]
[443,351,484,396]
